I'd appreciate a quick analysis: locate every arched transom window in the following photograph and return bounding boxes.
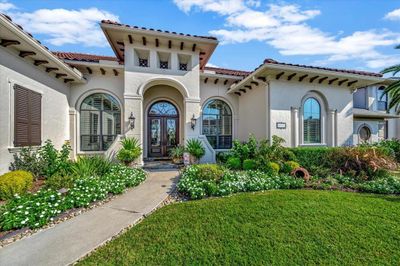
[149,101,178,116]
[202,99,232,149]
[303,97,321,144]
[80,93,121,151]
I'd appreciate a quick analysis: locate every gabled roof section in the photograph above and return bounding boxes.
[262,59,382,78]
[203,66,251,78]
[53,51,120,63]
[0,13,85,84]
[228,58,388,95]
[100,20,218,69]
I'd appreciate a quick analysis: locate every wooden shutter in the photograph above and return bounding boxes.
[14,85,41,147]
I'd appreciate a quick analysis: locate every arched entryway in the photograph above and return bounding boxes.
[147,100,179,157]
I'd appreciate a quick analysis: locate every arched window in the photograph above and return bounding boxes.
[359,125,371,142]
[149,101,178,116]
[202,99,232,149]
[303,97,321,144]
[80,93,121,151]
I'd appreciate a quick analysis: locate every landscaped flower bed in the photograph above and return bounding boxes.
[0,165,146,231]
[178,165,304,199]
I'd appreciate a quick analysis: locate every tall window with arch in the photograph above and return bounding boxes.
[80,93,121,151]
[377,86,387,111]
[202,99,232,149]
[303,97,321,144]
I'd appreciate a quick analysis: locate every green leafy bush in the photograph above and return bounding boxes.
[10,140,72,179]
[9,147,43,179]
[39,140,72,178]
[226,157,241,170]
[189,164,225,181]
[243,159,256,170]
[291,146,396,180]
[169,145,185,163]
[358,176,400,194]
[45,175,76,190]
[216,152,232,164]
[71,156,112,178]
[117,137,142,165]
[266,162,280,175]
[0,165,146,230]
[178,166,304,200]
[0,171,33,200]
[281,161,300,174]
[186,139,206,161]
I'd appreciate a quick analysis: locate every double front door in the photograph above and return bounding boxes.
[148,116,179,157]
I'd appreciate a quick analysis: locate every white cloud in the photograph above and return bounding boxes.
[174,0,400,69]
[206,62,220,68]
[385,8,400,21]
[5,4,118,47]
[0,1,16,12]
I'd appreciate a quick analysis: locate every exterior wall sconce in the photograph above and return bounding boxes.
[190,114,197,130]
[128,112,136,129]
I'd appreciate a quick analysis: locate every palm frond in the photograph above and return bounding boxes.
[381,64,400,75]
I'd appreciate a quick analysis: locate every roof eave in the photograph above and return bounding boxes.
[0,15,85,83]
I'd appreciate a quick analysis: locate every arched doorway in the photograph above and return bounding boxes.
[148,101,179,157]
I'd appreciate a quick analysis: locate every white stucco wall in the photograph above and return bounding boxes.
[238,84,268,141]
[0,47,71,174]
[269,79,354,147]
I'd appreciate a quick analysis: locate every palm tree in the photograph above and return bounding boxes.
[381,45,400,113]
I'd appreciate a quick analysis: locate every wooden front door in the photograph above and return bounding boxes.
[148,101,179,158]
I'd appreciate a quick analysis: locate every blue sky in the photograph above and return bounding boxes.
[1,0,400,72]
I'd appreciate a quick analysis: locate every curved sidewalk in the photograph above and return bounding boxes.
[0,170,179,266]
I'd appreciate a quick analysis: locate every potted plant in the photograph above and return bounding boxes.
[185,139,205,164]
[169,145,185,164]
[116,137,142,166]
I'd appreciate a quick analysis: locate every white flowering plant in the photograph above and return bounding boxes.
[0,164,146,231]
[178,165,304,200]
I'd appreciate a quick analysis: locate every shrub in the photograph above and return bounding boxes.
[291,146,396,180]
[231,135,257,161]
[117,137,142,165]
[169,145,185,163]
[195,164,225,181]
[358,176,400,194]
[226,157,241,170]
[267,162,280,175]
[0,171,33,200]
[10,140,72,179]
[39,140,72,178]
[9,147,43,179]
[216,152,232,164]
[45,175,76,190]
[243,159,256,170]
[71,156,112,178]
[178,166,304,200]
[281,161,300,174]
[186,139,206,161]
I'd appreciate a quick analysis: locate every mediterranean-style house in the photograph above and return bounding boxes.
[0,13,398,173]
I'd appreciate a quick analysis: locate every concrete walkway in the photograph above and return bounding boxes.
[0,170,179,266]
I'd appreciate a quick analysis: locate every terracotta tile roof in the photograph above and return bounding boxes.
[53,51,120,63]
[101,20,218,41]
[204,66,251,77]
[263,58,383,78]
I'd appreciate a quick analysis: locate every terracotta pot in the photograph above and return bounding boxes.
[291,167,310,182]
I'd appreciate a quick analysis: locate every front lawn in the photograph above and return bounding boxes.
[79,190,400,265]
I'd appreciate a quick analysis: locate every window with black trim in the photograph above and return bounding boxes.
[202,99,232,149]
[303,97,321,144]
[377,86,387,111]
[80,93,121,151]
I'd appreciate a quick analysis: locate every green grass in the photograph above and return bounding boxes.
[79,190,400,265]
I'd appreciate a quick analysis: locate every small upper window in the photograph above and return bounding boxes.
[377,86,387,111]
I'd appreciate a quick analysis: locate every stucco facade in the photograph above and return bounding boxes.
[0,14,399,174]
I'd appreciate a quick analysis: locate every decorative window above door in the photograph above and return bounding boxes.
[149,102,178,116]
